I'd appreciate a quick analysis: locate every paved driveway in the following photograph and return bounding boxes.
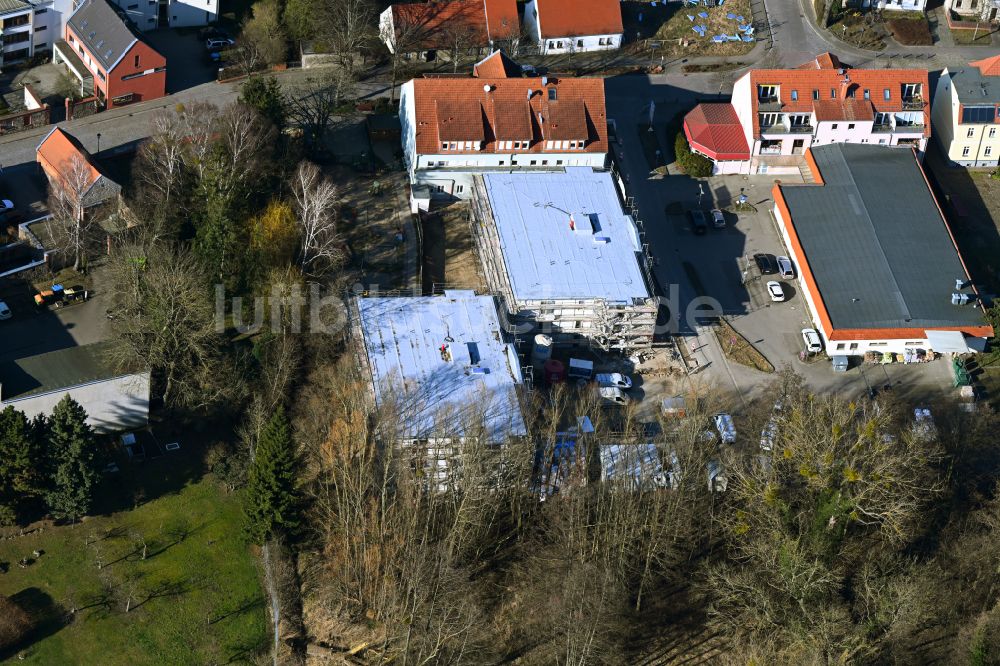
[0,279,109,363]
[142,29,218,93]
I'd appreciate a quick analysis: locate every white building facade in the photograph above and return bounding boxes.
[108,0,218,31]
[931,57,1000,168]
[522,0,622,55]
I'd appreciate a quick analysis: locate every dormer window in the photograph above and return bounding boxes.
[884,88,891,100]
[902,83,921,98]
[757,85,777,101]
[812,89,819,100]
[863,89,870,100]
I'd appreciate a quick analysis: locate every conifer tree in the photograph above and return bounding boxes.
[243,405,299,544]
[45,396,99,522]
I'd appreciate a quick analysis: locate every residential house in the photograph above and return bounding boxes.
[399,51,609,201]
[379,0,518,62]
[36,126,122,213]
[0,341,150,433]
[684,53,930,175]
[523,0,623,54]
[931,55,1000,168]
[850,0,927,10]
[106,0,219,30]
[772,144,992,357]
[0,0,61,67]
[470,168,657,350]
[945,0,1000,23]
[54,0,166,109]
[353,292,528,491]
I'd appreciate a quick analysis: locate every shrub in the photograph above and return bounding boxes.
[674,131,714,178]
[0,596,33,651]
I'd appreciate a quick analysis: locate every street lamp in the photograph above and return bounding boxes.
[96,133,102,154]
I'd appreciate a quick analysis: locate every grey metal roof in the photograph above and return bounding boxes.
[780,144,985,331]
[0,0,29,14]
[947,66,1000,106]
[67,0,137,72]
[0,341,140,401]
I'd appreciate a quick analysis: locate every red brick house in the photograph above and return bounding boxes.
[55,0,166,109]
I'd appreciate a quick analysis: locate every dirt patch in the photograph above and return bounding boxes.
[421,203,484,294]
[714,318,774,373]
[623,0,757,58]
[887,17,933,45]
[681,62,748,73]
[827,10,888,50]
[338,169,412,291]
[951,28,995,45]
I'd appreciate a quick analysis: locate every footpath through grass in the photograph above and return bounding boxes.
[0,459,267,664]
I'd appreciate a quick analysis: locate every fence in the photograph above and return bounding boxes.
[0,105,49,136]
[66,96,100,121]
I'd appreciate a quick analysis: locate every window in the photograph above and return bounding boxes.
[812,89,819,100]
[991,128,997,138]
[869,342,887,347]
[963,146,971,157]
[836,343,845,350]
[455,185,464,193]
[790,89,798,101]
[968,128,976,138]
[97,69,106,81]
[548,41,554,49]
[831,88,836,98]
[556,41,563,48]
[556,160,563,165]
[883,88,890,100]
[548,88,557,101]
[831,123,838,130]
[878,139,886,144]
[760,112,778,127]
[134,54,140,68]
[847,88,855,98]
[541,160,548,165]
[863,89,870,100]
[449,142,456,150]
[441,142,448,150]
[848,123,855,130]
[757,84,777,100]
[530,160,537,165]
[986,146,994,157]
[498,160,505,165]
[576,39,583,47]
[874,112,890,125]
[849,343,859,350]
[902,83,921,98]
[435,185,444,193]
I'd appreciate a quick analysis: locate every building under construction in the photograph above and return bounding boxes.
[470,168,658,351]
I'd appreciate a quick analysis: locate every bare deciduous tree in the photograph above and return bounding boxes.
[46,153,110,271]
[291,162,340,276]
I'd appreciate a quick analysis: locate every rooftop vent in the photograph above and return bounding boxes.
[952,292,971,305]
[483,84,492,93]
[955,278,966,290]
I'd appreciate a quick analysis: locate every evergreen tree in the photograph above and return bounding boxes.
[0,407,45,524]
[240,76,286,130]
[45,396,100,522]
[243,406,299,544]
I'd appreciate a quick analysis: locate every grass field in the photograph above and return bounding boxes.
[623,0,757,58]
[0,459,267,664]
[951,28,995,45]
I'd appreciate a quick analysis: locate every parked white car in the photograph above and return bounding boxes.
[596,372,632,389]
[802,328,823,353]
[767,280,785,302]
[777,255,794,279]
[599,386,631,406]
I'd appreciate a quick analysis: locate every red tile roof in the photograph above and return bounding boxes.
[410,75,608,155]
[473,50,521,78]
[390,0,517,50]
[797,52,842,70]
[535,0,623,38]
[812,98,874,122]
[36,127,102,192]
[971,54,1000,77]
[683,103,750,161]
[748,57,930,138]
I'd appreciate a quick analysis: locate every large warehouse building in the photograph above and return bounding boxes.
[470,168,657,350]
[772,144,993,356]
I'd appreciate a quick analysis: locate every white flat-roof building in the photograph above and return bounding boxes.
[355,292,528,491]
[471,168,657,350]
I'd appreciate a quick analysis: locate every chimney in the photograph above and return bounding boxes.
[840,80,852,100]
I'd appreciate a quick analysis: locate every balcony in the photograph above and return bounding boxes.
[894,123,925,133]
[901,97,925,110]
[788,124,814,134]
[761,122,813,135]
[758,98,782,112]
[872,123,894,133]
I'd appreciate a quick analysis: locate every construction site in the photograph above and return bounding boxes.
[469,168,660,353]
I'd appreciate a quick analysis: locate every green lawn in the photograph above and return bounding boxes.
[0,462,267,664]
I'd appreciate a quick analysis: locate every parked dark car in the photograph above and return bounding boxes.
[687,210,709,236]
[754,253,778,275]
